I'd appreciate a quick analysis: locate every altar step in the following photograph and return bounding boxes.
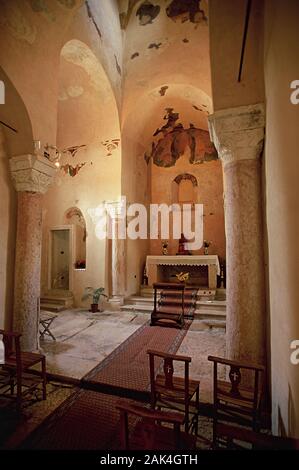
[40,291,74,313]
[140,286,226,300]
[121,291,226,330]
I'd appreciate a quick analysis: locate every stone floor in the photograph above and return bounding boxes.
[0,308,225,449]
[40,309,148,378]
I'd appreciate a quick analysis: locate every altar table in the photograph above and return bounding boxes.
[145,255,220,289]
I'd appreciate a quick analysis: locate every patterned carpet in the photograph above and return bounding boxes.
[20,321,191,450]
[81,321,190,396]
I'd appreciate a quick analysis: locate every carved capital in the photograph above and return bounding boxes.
[9,154,56,193]
[208,103,265,166]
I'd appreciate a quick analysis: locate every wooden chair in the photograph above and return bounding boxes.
[116,401,197,450]
[215,422,299,450]
[208,355,265,447]
[0,329,47,411]
[147,349,200,433]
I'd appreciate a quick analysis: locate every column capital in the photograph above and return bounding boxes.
[208,103,265,166]
[9,154,56,193]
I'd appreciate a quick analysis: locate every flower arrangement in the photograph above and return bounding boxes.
[176,272,190,282]
[75,259,86,269]
[203,240,211,255]
[162,240,168,255]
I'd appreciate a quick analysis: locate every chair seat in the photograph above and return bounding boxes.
[131,421,197,450]
[217,380,262,411]
[5,351,45,370]
[0,369,11,385]
[156,374,200,402]
[0,329,47,411]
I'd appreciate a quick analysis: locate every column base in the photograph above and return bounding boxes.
[108,295,124,310]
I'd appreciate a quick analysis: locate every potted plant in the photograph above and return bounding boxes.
[82,287,108,313]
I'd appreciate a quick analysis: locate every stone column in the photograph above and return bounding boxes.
[208,104,266,365]
[106,201,126,308]
[10,154,56,351]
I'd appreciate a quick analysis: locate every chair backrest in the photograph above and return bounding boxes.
[208,355,265,410]
[116,401,186,450]
[147,349,191,406]
[0,329,22,364]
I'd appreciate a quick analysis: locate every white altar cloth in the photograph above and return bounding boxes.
[145,255,220,289]
[145,255,220,275]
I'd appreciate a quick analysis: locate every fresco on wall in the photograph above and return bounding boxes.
[61,162,87,177]
[166,0,207,24]
[114,55,122,75]
[131,52,140,59]
[174,173,198,186]
[63,144,86,157]
[57,0,78,9]
[144,108,217,167]
[0,3,37,44]
[159,85,169,96]
[85,1,102,39]
[136,1,161,25]
[101,138,120,156]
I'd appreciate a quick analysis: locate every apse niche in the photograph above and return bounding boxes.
[64,207,87,271]
[172,173,198,207]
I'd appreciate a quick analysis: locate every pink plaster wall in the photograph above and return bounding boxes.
[264,0,299,438]
[150,154,226,260]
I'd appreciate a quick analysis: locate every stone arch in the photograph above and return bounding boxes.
[0,65,34,329]
[172,173,198,205]
[0,66,33,156]
[174,173,198,186]
[64,207,87,270]
[55,39,121,176]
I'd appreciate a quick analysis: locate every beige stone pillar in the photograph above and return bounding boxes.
[10,154,56,350]
[106,201,126,308]
[208,104,266,365]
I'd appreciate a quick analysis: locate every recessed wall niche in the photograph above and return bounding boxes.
[64,207,87,270]
[172,173,198,206]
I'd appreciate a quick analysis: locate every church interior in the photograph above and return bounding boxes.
[0,0,299,453]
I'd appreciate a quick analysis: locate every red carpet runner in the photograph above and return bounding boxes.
[20,321,192,449]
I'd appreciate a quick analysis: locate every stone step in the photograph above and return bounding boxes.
[121,303,226,321]
[127,296,153,305]
[121,304,152,313]
[194,310,226,321]
[40,293,73,308]
[125,296,226,313]
[39,302,66,313]
[41,297,68,305]
[198,319,226,330]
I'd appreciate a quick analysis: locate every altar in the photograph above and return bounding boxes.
[145,255,220,289]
